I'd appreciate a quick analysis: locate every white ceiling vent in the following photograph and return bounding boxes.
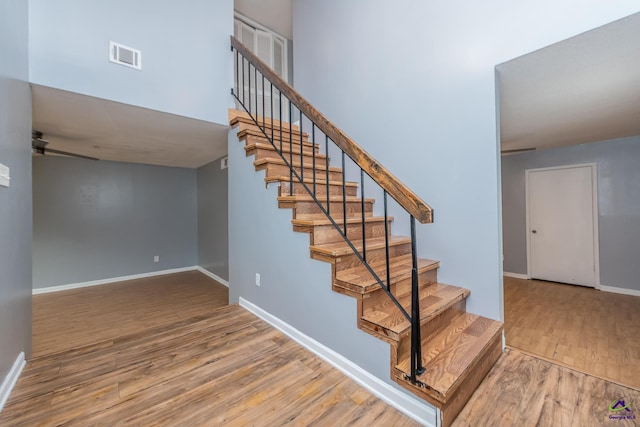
[109,41,142,70]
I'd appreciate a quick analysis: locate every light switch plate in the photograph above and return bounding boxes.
[0,163,10,188]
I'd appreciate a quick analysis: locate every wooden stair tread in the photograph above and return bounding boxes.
[362,283,470,336]
[310,235,410,257]
[245,141,324,157]
[292,216,390,227]
[229,109,300,131]
[278,195,375,203]
[266,175,358,188]
[395,313,503,403]
[335,254,438,290]
[254,157,343,173]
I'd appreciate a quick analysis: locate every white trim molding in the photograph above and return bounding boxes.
[195,267,229,287]
[599,285,640,297]
[239,297,437,427]
[33,266,198,295]
[0,352,26,412]
[503,272,529,280]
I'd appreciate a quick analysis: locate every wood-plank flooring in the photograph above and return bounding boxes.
[504,276,640,390]
[32,270,229,357]
[4,272,419,426]
[454,348,640,427]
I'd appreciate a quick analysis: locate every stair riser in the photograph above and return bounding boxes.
[257,163,344,182]
[394,300,467,367]
[281,200,373,220]
[360,269,438,309]
[303,219,389,246]
[324,242,413,272]
[279,181,358,198]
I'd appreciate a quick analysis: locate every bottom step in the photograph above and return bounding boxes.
[393,313,503,427]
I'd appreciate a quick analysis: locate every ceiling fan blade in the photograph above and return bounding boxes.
[501,147,536,155]
[43,147,99,161]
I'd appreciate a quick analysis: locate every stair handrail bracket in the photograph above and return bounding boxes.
[231,35,433,383]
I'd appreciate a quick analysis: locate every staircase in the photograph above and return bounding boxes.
[230,36,503,427]
[230,111,502,426]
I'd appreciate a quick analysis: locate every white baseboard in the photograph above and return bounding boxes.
[0,352,26,412]
[195,267,229,287]
[32,266,199,295]
[503,272,529,280]
[239,297,437,427]
[599,284,640,297]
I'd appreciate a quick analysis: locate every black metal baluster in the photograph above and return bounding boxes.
[247,61,251,113]
[384,191,391,292]
[262,74,265,127]
[289,101,293,196]
[242,56,246,107]
[235,49,239,99]
[279,90,283,154]
[299,115,304,183]
[410,216,425,383]
[270,83,274,143]
[360,169,366,262]
[325,136,330,216]
[342,151,347,236]
[253,66,257,117]
[312,124,316,197]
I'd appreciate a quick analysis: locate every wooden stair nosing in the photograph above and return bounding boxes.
[277,195,375,204]
[310,235,410,258]
[267,175,358,189]
[245,142,324,159]
[359,283,470,341]
[292,215,392,228]
[334,255,439,294]
[236,126,309,143]
[394,312,503,403]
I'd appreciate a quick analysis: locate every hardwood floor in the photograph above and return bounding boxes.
[32,270,229,357]
[454,348,640,427]
[504,276,640,390]
[4,272,419,426]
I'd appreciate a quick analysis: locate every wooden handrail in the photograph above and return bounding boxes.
[231,36,433,224]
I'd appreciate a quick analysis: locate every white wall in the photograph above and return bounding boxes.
[292,1,640,320]
[29,0,233,124]
[0,0,32,387]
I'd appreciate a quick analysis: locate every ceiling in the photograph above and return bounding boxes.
[499,12,640,153]
[234,0,293,39]
[31,85,229,169]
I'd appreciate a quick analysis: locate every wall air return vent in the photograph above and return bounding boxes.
[109,41,142,70]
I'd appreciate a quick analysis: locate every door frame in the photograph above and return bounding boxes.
[525,163,600,288]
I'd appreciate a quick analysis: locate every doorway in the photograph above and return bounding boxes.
[526,163,599,287]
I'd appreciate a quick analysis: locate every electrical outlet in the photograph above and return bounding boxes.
[154,256,159,263]
[255,273,261,287]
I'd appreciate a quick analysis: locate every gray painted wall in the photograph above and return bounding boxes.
[502,136,640,292]
[291,1,640,320]
[29,0,233,124]
[33,156,198,289]
[0,0,33,378]
[227,128,404,392]
[197,157,229,281]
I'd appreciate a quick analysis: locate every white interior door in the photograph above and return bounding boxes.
[527,164,598,287]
